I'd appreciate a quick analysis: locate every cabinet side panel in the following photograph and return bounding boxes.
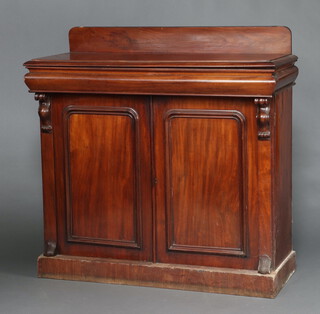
[273,87,293,267]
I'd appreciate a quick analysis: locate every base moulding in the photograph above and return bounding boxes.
[38,250,296,298]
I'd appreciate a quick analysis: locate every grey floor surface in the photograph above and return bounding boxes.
[0,226,319,314]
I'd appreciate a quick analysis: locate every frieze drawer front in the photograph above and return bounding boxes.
[24,26,298,298]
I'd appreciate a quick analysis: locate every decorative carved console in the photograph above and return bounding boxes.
[24,26,298,298]
[35,93,52,134]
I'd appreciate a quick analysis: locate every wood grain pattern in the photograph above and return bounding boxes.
[38,251,296,298]
[24,27,298,97]
[153,96,258,269]
[52,94,153,261]
[272,87,293,267]
[24,66,298,97]
[23,52,298,69]
[69,27,292,54]
[257,136,273,268]
[37,95,58,256]
[164,109,247,256]
[64,106,141,248]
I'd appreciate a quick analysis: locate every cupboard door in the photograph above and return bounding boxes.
[52,94,152,261]
[153,96,259,269]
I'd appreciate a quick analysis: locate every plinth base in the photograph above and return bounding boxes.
[38,251,295,298]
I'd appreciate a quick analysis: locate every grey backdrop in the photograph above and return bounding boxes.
[1,0,319,313]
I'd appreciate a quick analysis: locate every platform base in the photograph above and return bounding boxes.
[38,251,296,298]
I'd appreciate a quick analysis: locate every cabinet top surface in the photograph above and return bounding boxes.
[24,52,296,69]
[24,26,296,70]
[24,27,298,96]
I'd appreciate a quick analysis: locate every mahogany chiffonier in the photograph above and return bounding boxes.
[24,26,298,298]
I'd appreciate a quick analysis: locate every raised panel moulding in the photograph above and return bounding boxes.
[63,106,142,249]
[164,109,248,256]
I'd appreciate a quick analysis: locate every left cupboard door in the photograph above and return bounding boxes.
[51,94,153,261]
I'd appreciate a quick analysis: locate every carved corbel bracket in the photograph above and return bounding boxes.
[44,241,57,257]
[255,98,270,140]
[258,254,272,274]
[35,93,52,133]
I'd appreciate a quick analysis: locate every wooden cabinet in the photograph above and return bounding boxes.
[24,27,298,298]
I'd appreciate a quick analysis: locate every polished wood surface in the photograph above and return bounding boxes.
[165,109,245,254]
[272,87,293,267]
[38,251,296,298]
[23,27,298,297]
[69,26,292,54]
[35,94,57,256]
[153,97,259,269]
[52,94,153,261]
[24,52,297,68]
[67,112,139,247]
[24,27,297,97]
[24,66,298,97]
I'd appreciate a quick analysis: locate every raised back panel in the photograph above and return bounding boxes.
[69,26,292,55]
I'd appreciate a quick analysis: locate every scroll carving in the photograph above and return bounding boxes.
[35,93,52,133]
[258,254,272,274]
[44,241,57,257]
[255,98,270,140]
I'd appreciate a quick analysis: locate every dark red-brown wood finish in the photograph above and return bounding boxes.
[53,94,153,261]
[24,26,298,298]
